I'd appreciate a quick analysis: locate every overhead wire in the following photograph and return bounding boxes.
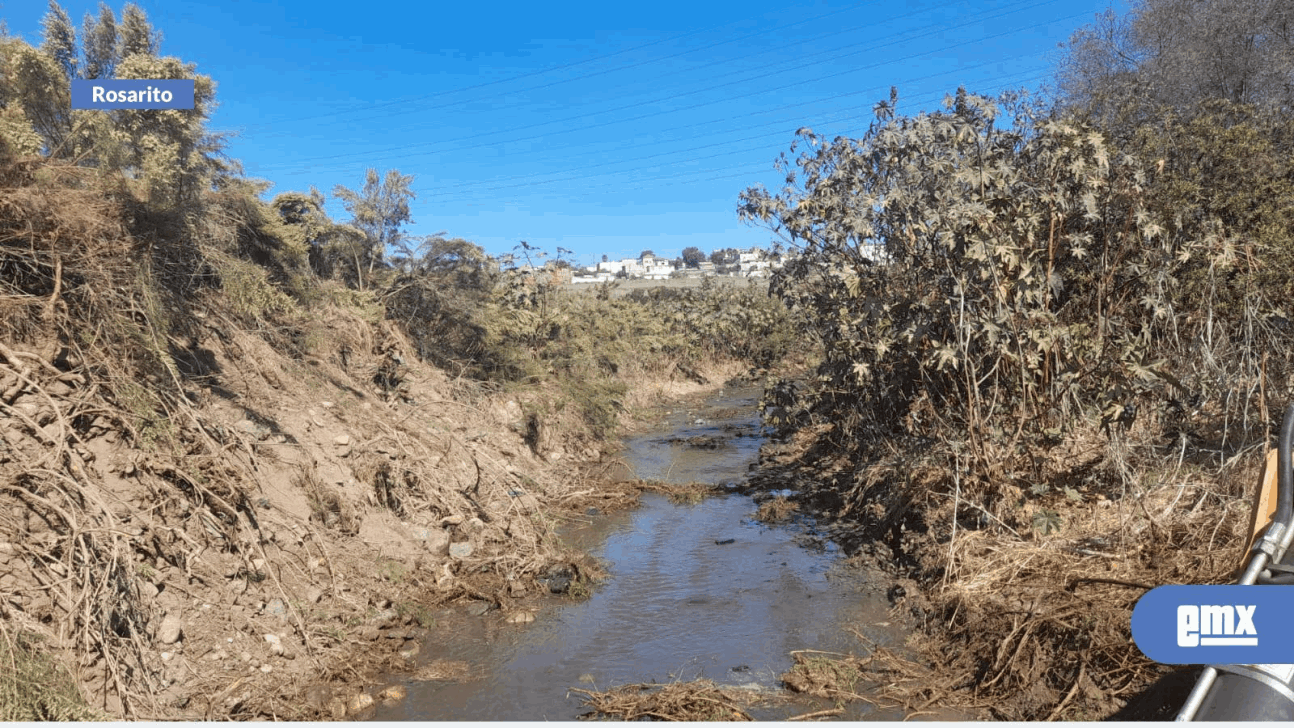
[236,1,877,131]
[429,71,1055,206]
[411,59,1054,201]
[249,0,1078,172]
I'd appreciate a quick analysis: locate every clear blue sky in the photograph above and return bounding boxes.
[7,0,1125,267]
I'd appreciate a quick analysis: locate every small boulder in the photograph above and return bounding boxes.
[505,611,536,624]
[449,542,474,559]
[333,434,351,446]
[411,526,450,556]
[378,685,407,704]
[157,612,183,645]
[346,692,374,714]
[265,598,288,620]
[545,573,572,595]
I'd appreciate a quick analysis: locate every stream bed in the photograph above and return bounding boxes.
[374,387,911,721]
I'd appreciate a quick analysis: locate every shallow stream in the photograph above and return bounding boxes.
[374,387,909,720]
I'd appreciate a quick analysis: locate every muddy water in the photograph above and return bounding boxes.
[375,387,907,721]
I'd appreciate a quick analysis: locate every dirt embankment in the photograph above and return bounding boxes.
[742,417,1257,721]
[0,296,751,719]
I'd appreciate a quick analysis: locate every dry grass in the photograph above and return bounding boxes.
[746,405,1262,721]
[756,496,799,523]
[572,679,759,721]
[0,156,631,718]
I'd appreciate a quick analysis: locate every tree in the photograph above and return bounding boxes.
[81,3,118,79]
[710,248,738,266]
[415,236,498,291]
[601,254,608,263]
[332,168,416,290]
[681,246,705,268]
[40,1,77,81]
[1056,0,1294,128]
[639,249,655,259]
[118,2,160,59]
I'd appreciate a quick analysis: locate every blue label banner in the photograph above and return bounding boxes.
[71,79,194,110]
[1132,585,1294,664]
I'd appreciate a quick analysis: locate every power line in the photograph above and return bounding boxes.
[412,62,1052,200]
[416,72,1055,206]
[236,1,876,132]
[249,0,1073,172]
[265,36,1061,182]
[243,0,994,143]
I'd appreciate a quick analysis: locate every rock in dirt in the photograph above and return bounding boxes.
[333,434,350,446]
[305,586,324,604]
[373,608,399,627]
[157,612,183,645]
[886,584,907,604]
[505,611,536,624]
[398,640,421,659]
[449,541,474,559]
[378,685,407,704]
[347,692,374,714]
[327,697,347,720]
[264,633,284,656]
[545,572,572,595]
[411,526,450,555]
[265,598,288,620]
[304,685,334,711]
[465,601,491,617]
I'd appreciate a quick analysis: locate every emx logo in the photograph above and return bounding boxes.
[1134,585,1294,664]
[1177,604,1257,647]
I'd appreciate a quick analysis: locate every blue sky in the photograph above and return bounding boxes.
[7,0,1125,267]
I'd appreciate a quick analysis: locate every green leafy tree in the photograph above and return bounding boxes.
[3,2,226,199]
[681,246,705,268]
[0,38,69,156]
[331,168,416,290]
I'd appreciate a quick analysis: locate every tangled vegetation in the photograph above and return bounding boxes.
[739,0,1294,719]
[0,3,805,720]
